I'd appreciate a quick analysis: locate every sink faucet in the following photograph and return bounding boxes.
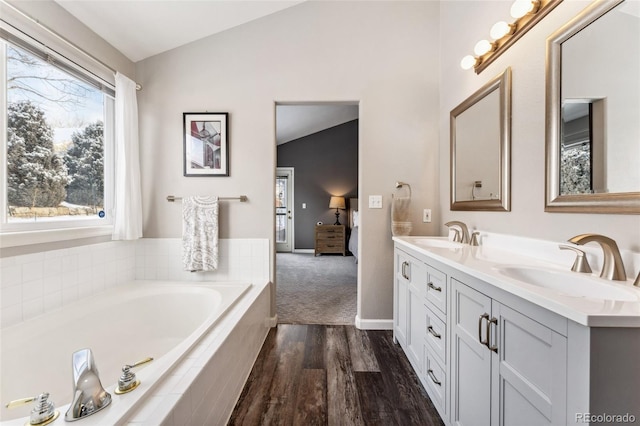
[445,221,470,244]
[567,234,627,281]
[65,348,111,421]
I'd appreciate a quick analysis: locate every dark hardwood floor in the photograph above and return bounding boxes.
[229,324,444,426]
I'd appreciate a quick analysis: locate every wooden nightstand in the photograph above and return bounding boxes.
[314,225,346,256]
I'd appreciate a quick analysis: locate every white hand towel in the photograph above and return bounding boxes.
[182,196,219,271]
[391,196,412,236]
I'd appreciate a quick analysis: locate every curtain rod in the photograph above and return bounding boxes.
[1,0,142,91]
[167,195,248,203]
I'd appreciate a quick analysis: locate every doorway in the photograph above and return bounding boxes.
[275,102,359,325]
[276,167,294,253]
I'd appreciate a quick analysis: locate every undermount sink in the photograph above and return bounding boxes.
[407,237,464,249]
[495,265,639,302]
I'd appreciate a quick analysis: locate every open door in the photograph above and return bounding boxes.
[276,167,294,252]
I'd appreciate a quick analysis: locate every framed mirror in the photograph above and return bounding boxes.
[451,67,511,211]
[545,0,640,213]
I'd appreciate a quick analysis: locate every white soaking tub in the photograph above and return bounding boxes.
[0,281,250,425]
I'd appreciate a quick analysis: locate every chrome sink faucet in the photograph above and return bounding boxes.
[567,234,627,281]
[445,221,470,244]
[65,348,111,421]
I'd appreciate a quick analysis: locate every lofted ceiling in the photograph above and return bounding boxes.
[53,0,305,62]
[53,1,355,141]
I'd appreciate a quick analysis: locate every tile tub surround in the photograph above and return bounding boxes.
[0,238,269,329]
[135,238,269,284]
[123,280,271,425]
[0,240,136,328]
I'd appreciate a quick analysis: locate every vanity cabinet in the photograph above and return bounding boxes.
[393,242,569,426]
[451,279,567,426]
[394,246,449,419]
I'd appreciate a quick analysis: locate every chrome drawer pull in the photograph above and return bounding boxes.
[478,313,489,347]
[427,369,441,386]
[488,317,499,353]
[427,326,441,339]
[428,282,442,292]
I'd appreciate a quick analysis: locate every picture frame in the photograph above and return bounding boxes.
[183,112,229,176]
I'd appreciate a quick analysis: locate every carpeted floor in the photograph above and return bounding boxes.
[276,253,357,325]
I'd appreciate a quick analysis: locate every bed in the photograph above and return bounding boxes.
[348,197,359,263]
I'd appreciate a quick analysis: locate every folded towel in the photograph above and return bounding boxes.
[182,196,219,271]
[391,196,412,236]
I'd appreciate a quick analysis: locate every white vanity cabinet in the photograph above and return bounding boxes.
[393,236,640,426]
[393,242,568,426]
[451,279,567,426]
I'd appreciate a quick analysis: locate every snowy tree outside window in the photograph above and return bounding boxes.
[2,40,112,227]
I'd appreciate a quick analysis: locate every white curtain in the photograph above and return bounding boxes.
[112,72,143,240]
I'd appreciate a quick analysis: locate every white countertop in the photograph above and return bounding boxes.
[393,235,640,327]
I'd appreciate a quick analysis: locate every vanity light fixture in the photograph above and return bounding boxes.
[460,0,562,74]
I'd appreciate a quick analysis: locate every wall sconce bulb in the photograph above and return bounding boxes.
[511,0,537,19]
[460,55,477,70]
[474,39,493,56]
[490,21,515,40]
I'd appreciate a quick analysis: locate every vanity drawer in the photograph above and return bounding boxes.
[423,345,447,418]
[425,265,447,314]
[424,305,446,365]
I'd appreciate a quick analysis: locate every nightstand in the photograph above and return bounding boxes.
[314,225,346,256]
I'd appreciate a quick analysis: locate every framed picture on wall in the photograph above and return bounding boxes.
[183,112,229,176]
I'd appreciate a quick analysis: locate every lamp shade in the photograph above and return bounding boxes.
[329,196,346,210]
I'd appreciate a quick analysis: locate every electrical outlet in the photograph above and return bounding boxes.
[423,208,432,223]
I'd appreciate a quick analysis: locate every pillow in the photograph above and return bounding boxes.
[352,210,359,227]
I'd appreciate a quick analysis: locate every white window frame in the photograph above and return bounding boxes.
[0,20,116,248]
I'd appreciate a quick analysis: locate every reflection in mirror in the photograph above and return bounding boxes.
[451,67,511,211]
[546,0,640,213]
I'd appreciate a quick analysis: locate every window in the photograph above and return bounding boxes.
[1,25,115,240]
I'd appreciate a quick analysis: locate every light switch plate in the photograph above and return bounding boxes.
[369,195,383,209]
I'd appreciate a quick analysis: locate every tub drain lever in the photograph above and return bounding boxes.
[5,392,59,426]
[115,357,154,395]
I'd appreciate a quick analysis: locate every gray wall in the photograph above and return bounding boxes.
[439,1,639,251]
[136,1,442,325]
[277,120,358,249]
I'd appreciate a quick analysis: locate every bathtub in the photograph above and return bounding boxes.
[0,280,255,425]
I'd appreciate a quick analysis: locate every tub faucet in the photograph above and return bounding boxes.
[445,221,470,244]
[567,234,627,281]
[65,348,111,422]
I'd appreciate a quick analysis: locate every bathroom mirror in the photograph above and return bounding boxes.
[451,67,511,211]
[545,0,640,213]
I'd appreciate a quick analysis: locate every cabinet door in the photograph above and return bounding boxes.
[394,250,411,346]
[408,290,426,372]
[394,276,409,347]
[452,279,492,426]
[491,303,567,426]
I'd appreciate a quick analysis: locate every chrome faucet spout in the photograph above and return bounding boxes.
[65,348,111,421]
[445,221,470,244]
[567,234,627,281]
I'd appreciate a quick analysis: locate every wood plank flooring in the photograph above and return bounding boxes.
[229,324,444,426]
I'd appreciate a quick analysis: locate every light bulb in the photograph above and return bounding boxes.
[490,21,512,40]
[511,0,535,19]
[474,40,492,56]
[460,55,477,70]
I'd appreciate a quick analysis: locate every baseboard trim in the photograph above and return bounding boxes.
[292,249,314,254]
[266,315,278,328]
[355,315,393,330]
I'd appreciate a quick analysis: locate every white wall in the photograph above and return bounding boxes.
[135,1,441,322]
[439,1,640,253]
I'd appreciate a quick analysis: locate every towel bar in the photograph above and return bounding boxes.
[167,195,248,202]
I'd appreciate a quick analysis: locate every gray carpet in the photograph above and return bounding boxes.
[276,253,357,325]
